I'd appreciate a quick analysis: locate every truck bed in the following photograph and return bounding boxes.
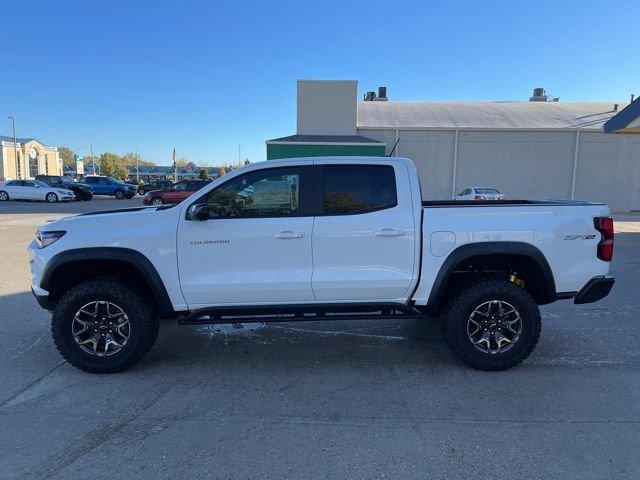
[422,199,604,207]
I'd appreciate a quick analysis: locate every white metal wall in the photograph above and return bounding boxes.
[359,128,640,211]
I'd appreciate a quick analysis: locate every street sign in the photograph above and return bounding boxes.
[75,154,84,175]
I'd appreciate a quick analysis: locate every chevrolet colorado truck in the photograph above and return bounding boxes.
[29,157,615,373]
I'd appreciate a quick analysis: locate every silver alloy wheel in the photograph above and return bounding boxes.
[151,197,164,205]
[0,191,8,201]
[467,300,522,354]
[46,192,58,203]
[72,301,131,356]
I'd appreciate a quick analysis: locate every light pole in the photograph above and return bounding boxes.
[7,116,19,179]
[77,137,96,175]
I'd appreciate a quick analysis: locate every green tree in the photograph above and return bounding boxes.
[122,152,156,167]
[58,146,75,166]
[199,168,209,180]
[98,152,128,179]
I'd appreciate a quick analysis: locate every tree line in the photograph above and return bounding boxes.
[58,146,251,180]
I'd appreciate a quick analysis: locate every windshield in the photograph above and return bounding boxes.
[61,177,76,184]
[107,177,119,183]
[34,180,50,188]
[476,188,500,194]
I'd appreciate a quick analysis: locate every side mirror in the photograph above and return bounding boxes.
[187,204,209,221]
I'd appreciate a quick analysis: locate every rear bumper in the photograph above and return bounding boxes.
[574,276,615,304]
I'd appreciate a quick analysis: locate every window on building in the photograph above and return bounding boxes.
[205,167,299,218]
[322,165,397,215]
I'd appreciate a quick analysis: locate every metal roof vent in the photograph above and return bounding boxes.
[529,88,559,102]
[375,86,388,101]
[529,88,548,102]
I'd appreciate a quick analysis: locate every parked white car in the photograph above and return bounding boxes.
[455,187,506,201]
[0,180,74,202]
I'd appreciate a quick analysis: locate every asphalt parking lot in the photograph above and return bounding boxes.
[0,197,639,479]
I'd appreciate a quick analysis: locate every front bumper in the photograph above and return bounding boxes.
[574,276,615,304]
[32,287,55,311]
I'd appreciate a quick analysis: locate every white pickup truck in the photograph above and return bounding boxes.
[29,157,615,373]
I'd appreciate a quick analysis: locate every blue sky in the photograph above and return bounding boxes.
[2,0,639,166]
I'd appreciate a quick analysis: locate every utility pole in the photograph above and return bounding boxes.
[90,143,96,175]
[8,116,19,179]
[238,144,241,168]
[135,146,139,183]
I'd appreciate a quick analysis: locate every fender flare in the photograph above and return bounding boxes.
[426,241,557,308]
[41,247,175,317]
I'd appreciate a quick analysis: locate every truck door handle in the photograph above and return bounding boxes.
[274,231,305,239]
[373,228,406,237]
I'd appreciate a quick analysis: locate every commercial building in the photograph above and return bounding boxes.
[66,163,221,182]
[0,136,62,180]
[268,80,640,211]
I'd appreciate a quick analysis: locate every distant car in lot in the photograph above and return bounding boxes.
[0,180,74,202]
[85,176,137,199]
[136,180,172,196]
[455,187,506,201]
[143,179,210,205]
[35,175,93,201]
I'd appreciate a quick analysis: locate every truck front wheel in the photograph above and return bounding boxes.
[441,278,541,371]
[51,279,159,373]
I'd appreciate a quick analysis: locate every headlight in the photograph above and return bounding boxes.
[35,230,66,248]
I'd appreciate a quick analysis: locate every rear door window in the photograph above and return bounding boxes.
[321,165,397,215]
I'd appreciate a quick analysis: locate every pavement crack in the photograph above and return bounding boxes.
[0,360,66,409]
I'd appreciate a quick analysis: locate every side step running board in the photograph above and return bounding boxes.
[178,302,424,325]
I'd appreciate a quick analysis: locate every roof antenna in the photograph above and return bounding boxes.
[387,138,400,157]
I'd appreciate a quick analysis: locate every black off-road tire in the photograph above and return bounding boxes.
[51,279,159,373]
[138,187,146,195]
[82,192,93,201]
[441,277,541,371]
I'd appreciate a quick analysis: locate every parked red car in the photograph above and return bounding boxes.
[143,179,211,205]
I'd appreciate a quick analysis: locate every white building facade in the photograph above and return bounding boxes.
[274,80,639,211]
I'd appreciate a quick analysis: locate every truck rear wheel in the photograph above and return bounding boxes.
[441,278,541,371]
[51,279,159,373]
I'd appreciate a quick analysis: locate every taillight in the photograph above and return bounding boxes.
[594,217,614,261]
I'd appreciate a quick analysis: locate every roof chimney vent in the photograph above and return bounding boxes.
[375,86,388,101]
[529,87,549,102]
